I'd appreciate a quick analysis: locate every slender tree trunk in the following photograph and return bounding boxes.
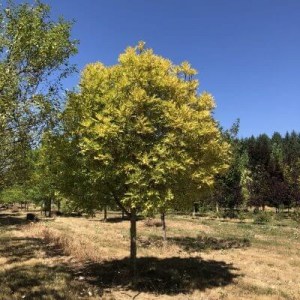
[50,199,52,217]
[216,202,219,213]
[161,212,167,242]
[48,199,52,217]
[130,208,137,282]
[44,200,47,216]
[103,205,107,221]
[44,199,52,217]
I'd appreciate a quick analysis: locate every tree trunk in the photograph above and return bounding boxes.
[45,199,52,217]
[216,202,219,213]
[130,208,137,282]
[103,206,107,221]
[49,199,52,217]
[57,200,61,211]
[44,200,47,216]
[161,212,167,242]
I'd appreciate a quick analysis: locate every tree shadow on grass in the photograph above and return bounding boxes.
[0,263,99,300]
[0,213,28,227]
[0,212,54,230]
[0,236,67,264]
[0,236,44,264]
[0,256,240,298]
[80,256,240,295]
[0,236,240,297]
[88,216,144,223]
[169,235,251,253]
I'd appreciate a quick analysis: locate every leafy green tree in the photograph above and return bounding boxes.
[71,42,230,277]
[53,92,118,217]
[0,184,29,207]
[0,0,77,189]
[212,120,252,215]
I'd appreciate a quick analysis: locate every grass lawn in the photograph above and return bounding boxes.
[0,210,300,299]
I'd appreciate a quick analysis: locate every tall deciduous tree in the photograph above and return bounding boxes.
[71,42,230,278]
[0,1,77,188]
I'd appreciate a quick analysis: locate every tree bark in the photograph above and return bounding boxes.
[49,198,52,217]
[57,200,61,211]
[130,207,137,282]
[45,199,52,217]
[161,212,167,242]
[103,205,107,221]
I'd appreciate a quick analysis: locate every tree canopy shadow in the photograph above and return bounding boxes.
[0,263,100,300]
[88,216,144,223]
[0,213,28,227]
[0,254,240,298]
[79,256,240,295]
[0,235,67,264]
[169,235,250,253]
[0,212,55,230]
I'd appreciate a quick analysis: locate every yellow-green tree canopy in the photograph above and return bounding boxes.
[72,42,230,213]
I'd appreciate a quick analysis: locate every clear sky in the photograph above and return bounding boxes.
[12,0,300,137]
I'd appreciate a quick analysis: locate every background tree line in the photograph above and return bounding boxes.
[212,129,300,214]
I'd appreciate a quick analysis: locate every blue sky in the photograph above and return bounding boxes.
[12,0,300,137]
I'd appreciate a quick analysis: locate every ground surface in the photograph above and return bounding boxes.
[0,210,300,299]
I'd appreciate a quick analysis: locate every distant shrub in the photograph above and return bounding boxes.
[253,212,271,224]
